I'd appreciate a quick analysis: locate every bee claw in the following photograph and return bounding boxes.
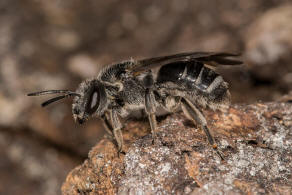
[212,144,225,161]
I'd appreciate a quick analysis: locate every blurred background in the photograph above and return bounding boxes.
[0,0,292,194]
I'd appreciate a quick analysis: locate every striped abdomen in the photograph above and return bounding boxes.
[156,61,230,109]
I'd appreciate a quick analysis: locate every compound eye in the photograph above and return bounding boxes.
[87,89,100,114]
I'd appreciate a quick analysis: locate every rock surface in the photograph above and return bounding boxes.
[62,102,292,194]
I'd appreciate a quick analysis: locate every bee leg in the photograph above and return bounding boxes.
[145,88,157,143]
[181,98,224,160]
[108,110,124,153]
[101,112,114,137]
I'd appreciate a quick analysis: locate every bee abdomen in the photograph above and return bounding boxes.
[157,61,230,106]
[186,63,230,104]
[185,62,220,91]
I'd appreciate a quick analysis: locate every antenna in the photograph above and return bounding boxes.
[27,90,81,107]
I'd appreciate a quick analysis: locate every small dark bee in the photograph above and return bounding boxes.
[28,52,242,159]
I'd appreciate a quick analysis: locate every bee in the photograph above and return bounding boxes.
[27,52,242,159]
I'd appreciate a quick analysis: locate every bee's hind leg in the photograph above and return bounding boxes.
[180,98,224,160]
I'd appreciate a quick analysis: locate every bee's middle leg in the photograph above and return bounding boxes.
[145,88,157,142]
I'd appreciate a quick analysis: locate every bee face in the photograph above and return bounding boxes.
[72,79,107,124]
[72,96,88,124]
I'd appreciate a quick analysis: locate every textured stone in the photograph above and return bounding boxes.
[62,102,292,194]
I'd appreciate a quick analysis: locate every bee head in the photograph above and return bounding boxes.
[72,79,107,124]
[27,79,107,125]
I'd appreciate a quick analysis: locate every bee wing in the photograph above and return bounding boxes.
[130,52,242,73]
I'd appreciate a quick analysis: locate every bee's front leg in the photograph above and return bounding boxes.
[103,109,123,153]
[101,112,114,137]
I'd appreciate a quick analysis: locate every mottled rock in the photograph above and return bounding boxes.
[62,102,292,194]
